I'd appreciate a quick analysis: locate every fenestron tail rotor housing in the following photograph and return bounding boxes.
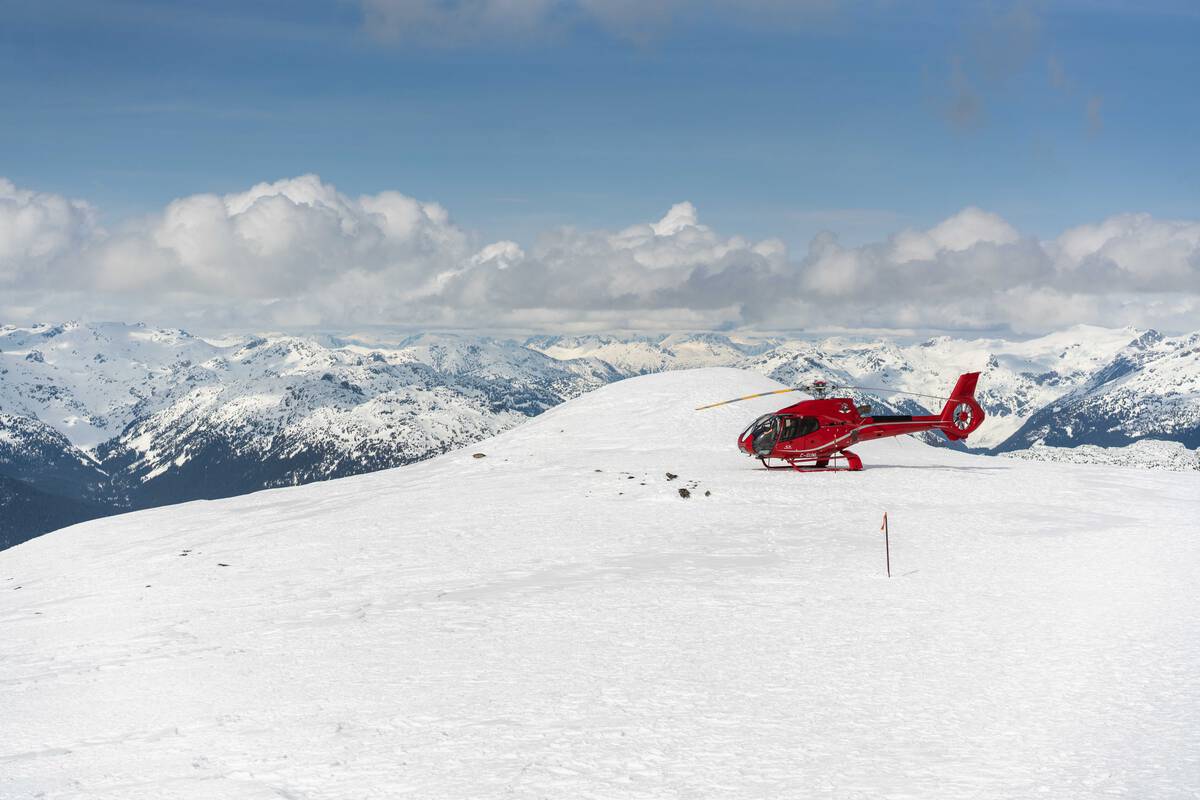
[953,402,974,431]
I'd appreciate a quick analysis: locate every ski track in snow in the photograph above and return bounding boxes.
[2,368,1199,799]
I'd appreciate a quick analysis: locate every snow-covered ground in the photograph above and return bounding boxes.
[2,369,1198,799]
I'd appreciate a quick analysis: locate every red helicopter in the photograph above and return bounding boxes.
[697,372,985,471]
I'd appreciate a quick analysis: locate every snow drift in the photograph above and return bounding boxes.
[2,368,1198,799]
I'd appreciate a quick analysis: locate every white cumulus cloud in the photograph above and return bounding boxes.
[891,206,1019,263]
[1054,213,1200,291]
[86,175,471,302]
[0,178,98,283]
[1,173,1199,334]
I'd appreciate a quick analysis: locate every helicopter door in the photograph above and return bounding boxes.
[779,416,819,442]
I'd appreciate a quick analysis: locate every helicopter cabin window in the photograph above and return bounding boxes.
[778,416,819,441]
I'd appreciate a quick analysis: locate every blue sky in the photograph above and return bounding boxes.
[1,1,1198,334]
[3,0,1196,249]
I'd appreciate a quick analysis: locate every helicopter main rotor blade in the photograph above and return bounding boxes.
[695,380,954,412]
[695,387,805,411]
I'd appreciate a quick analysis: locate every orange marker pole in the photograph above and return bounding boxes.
[881,512,891,578]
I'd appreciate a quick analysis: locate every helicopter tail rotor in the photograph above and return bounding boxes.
[939,372,984,439]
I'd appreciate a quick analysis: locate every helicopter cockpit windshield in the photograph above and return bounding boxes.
[740,414,777,456]
[742,414,819,456]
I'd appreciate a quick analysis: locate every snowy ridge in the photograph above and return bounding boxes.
[2,369,1197,798]
[1000,439,1200,471]
[525,333,768,374]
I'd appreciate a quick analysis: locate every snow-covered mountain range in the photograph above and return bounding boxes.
[0,323,617,547]
[2,321,1197,548]
[3,369,1197,798]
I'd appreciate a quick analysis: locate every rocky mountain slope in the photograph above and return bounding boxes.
[0,323,616,547]
[993,330,1200,451]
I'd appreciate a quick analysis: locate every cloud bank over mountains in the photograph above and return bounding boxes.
[2,174,1197,334]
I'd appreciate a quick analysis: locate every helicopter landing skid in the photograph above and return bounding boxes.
[759,449,863,472]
